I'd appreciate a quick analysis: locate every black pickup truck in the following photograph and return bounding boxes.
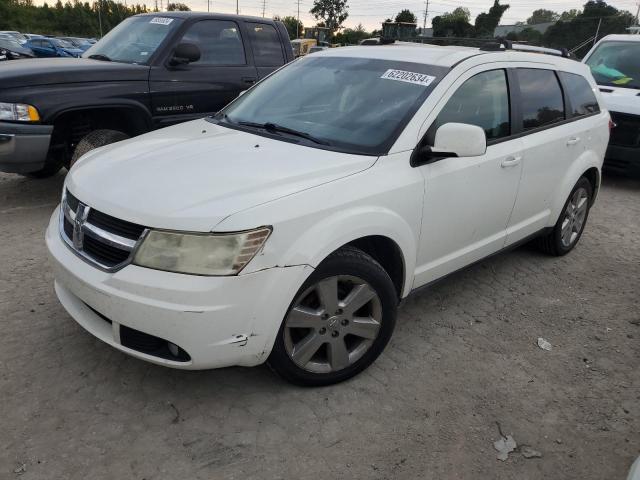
[0,12,293,177]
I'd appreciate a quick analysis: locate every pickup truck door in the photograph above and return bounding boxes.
[149,19,258,128]
[244,22,290,80]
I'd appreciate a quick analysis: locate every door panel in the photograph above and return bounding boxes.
[414,68,523,287]
[415,139,524,286]
[245,22,288,80]
[505,68,574,244]
[149,19,257,127]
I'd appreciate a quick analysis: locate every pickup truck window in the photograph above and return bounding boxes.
[83,15,183,64]
[180,20,246,65]
[247,23,285,67]
[220,56,447,155]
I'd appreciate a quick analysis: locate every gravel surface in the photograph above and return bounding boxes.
[1,171,638,479]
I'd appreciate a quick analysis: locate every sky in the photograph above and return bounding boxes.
[35,0,640,31]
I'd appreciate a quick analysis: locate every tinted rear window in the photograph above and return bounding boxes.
[248,23,284,67]
[516,69,565,130]
[559,72,600,118]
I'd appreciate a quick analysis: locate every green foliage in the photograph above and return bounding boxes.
[166,2,189,10]
[526,9,559,24]
[559,9,579,21]
[395,9,417,24]
[431,7,473,37]
[334,23,368,44]
[0,0,149,37]
[309,0,348,35]
[475,0,509,37]
[279,15,303,39]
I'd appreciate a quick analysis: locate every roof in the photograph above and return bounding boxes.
[597,34,640,43]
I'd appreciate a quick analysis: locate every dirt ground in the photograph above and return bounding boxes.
[0,170,638,480]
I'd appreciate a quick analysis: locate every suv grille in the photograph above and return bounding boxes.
[609,112,640,147]
[60,190,147,271]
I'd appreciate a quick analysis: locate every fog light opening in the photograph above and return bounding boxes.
[168,342,180,357]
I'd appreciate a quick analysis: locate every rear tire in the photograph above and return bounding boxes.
[536,177,593,256]
[268,246,398,386]
[70,129,129,168]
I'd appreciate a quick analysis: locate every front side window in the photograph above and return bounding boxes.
[428,69,510,144]
[83,15,183,64]
[247,23,284,67]
[180,20,245,66]
[584,41,640,89]
[218,56,448,154]
[516,69,565,130]
[559,72,600,118]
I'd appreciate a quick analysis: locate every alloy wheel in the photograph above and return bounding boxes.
[560,187,589,247]
[283,275,382,374]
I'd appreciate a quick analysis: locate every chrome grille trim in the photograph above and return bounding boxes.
[59,189,147,272]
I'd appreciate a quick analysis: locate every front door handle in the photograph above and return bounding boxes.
[566,137,581,146]
[501,155,522,168]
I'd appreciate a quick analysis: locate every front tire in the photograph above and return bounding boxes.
[70,129,130,168]
[536,177,593,256]
[268,246,398,386]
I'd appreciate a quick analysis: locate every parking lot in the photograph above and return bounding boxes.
[0,170,638,479]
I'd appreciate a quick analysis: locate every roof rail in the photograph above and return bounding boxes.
[415,36,572,58]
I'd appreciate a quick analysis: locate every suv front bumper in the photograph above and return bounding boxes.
[45,207,313,370]
[0,121,52,174]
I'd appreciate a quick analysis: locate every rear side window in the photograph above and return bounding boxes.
[180,20,245,65]
[559,72,600,118]
[516,69,565,130]
[429,69,510,142]
[248,23,284,67]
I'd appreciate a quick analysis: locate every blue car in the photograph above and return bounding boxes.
[26,37,83,58]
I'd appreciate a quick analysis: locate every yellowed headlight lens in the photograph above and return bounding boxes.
[27,105,40,122]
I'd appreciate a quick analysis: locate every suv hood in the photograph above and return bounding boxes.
[0,58,148,88]
[66,119,377,232]
[597,84,640,116]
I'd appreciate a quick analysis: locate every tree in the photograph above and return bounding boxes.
[559,9,579,21]
[395,9,417,24]
[474,0,509,37]
[526,9,559,24]
[310,0,348,35]
[334,23,369,44]
[432,8,473,37]
[166,2,190,10]
[280,15,303,39]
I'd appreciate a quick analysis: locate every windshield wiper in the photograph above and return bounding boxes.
[236,121,329,145]
[88,53,111,62]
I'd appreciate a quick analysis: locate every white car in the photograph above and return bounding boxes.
[46,43,610,385]
[582,34,640,175]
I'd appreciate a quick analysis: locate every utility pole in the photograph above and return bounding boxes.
[261,0,266,17]
[593,17,602,46]
[422,0,429,30]
[97,0,103,38]
[635,1,640,24]
[207,0,210,11]
[296,0,301,38]
[236,0,239,14]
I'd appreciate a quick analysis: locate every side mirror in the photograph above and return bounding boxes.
[412,123,487,167]
[170,43,200,66]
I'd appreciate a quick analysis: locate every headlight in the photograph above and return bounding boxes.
[0,102,40,122]
[133,227,272,276]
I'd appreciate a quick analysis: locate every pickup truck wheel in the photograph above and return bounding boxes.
[24,156,63,179]
[536,177,593,256]
[70,129,129,168]
[268,246,397,386]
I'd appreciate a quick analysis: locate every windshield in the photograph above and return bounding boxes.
[219,56,447,155]
[51,38,75,48]
[84,15,182,64]
[585,41,640,89]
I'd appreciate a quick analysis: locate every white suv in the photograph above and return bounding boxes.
[46,44,610,385]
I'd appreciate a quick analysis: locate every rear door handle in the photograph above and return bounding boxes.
[501,155,522,168]
[242,77,256,84]
[566,137,581,146]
